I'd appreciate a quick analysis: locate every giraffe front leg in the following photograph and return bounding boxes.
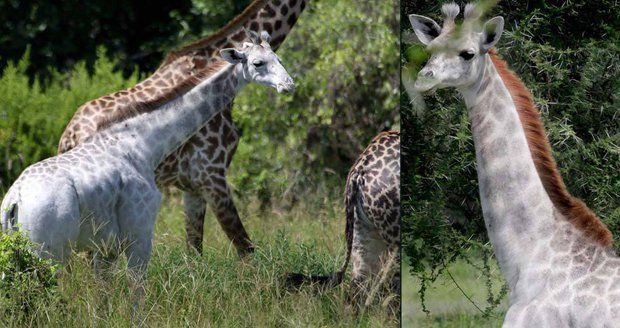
[183,192,207,254]
[124,236,152,326]
[117,180,160,324]
[204,185,254,257]
[92,251,119,282]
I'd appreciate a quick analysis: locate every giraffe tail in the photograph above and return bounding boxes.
[1,192,18,232]
[284,170,362,289]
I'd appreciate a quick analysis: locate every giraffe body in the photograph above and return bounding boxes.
[57,0,308,255]
[348,131,400,291]
[1,33,293,302]
[410,3,619,327]
[287,131,400,310]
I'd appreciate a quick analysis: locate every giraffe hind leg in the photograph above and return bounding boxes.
[183,185,254,257]
[204,185,254,257]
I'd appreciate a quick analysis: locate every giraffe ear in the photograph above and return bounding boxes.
[220,48,246,64]
[409,14,441,45]
[481,16,504,52]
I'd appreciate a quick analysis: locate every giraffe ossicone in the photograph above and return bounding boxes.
[411,3,619,327]
[0,31,294,308]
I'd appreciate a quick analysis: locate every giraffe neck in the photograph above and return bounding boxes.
[459,55,559,290]
[163,0,308,65]
[247,0,308,51]
[105,64,243,170]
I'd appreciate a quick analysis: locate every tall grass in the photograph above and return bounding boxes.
[1,190,397,327]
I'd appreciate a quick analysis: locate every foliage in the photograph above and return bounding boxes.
[402,254,506,327]
[401,0,620,313]
[0,0,250,77]
[0,230,59,316]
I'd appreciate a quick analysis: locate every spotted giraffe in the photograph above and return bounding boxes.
[287,131,400,310]
[57,0,308,256]
[410,3,620,327]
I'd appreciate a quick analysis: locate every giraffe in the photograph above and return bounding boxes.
[410,3,620,327]
[57,0,309,256]
[1,31,294,307]
[287,131,400,312]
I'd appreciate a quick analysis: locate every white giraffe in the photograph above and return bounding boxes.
[1,30,294,306]
[410,3,620,327]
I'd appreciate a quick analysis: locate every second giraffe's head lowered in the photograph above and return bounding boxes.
[409,3,504,92]
[220,29,295,94]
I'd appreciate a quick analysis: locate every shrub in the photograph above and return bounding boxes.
[0,0,252,76]
[0,230,59,315]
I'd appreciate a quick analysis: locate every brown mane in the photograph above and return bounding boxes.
[162,0,268,65]
[489,49,613,248]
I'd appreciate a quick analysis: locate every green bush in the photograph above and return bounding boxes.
[0,48,138,193]
[401,0,620,311]
[0,230,59,315]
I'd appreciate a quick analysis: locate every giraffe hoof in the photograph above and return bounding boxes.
[237,245,255,258]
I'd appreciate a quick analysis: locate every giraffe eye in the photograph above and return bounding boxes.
[253,60,265,67]
[459,51,475,60]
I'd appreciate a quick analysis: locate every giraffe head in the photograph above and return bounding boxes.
[409,3,504,92]
[220,29,295,94]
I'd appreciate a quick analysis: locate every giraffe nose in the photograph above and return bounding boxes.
[424,70,434,77]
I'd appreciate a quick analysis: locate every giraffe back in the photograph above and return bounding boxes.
[346,130,401,247]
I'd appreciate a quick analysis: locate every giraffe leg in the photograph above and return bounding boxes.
[124,236,151,326]
[349,221,390,311]
[183,192,207,254]
[92,251,119,281]
[204,184,254,257]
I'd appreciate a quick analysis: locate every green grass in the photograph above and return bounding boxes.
[1,190,397,327]
[402,255,508,327]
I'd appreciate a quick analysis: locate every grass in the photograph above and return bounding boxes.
[402,254,508,327]
[1,189,398,327]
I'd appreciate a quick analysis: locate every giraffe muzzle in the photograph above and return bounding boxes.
[277,81,295,94]
[414,69,439,92]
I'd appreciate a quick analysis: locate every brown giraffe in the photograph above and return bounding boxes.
[287,131,400,311]
[57,0,308,256]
